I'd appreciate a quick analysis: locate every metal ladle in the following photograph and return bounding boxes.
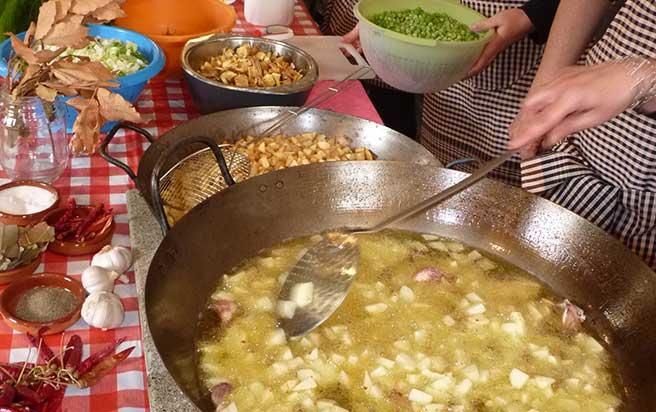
[277,151,514,337]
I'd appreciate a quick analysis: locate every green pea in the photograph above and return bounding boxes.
[371,7,479,41]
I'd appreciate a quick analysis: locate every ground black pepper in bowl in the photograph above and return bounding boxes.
[14,286,79,323]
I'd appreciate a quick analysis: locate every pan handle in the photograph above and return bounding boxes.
[150,136,236,234]
[98,122,154,182]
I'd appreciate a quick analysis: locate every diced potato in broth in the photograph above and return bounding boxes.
[197,230,622,411]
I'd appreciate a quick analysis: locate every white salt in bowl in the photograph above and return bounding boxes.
[0,181,60,226]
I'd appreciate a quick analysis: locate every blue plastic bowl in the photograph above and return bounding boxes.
[0,24,165,132]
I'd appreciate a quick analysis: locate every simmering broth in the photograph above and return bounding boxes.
[197,230,622,411]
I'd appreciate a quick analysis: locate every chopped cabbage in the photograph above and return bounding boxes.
[58,38,148,76]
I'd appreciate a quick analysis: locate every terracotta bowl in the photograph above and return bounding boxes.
[115,0,237,77]
[45,206,115,256]
[0,253,43,285]
[0,181,60,226]
[0,273,85,335]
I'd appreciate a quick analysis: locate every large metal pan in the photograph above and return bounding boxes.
[145,161,656,412]
[99,107,438,227]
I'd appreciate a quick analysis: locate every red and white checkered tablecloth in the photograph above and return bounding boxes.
[0,2,381,411]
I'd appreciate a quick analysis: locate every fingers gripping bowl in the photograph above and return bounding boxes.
[354,0,493,93]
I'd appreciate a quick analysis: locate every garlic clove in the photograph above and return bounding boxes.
[91,245,133,274]
[81,291,125,330]
[81,266,116,294]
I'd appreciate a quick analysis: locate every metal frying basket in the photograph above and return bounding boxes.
[158,146,251,226]
[98,126,252,230]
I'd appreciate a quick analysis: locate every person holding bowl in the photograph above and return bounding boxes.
[324,0,559,185]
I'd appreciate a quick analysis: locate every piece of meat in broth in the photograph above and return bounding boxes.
[413,267,449,282]
[211,381,233,408]
[388,390,412,410]
[560,299,586,331]
[211,298,238,325]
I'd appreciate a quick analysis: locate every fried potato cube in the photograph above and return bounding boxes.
[234,75,249,87]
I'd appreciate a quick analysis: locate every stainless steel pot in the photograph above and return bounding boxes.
[145,161,656,411]
[182,35,319,113]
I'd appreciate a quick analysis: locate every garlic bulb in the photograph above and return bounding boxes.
[81,291,125,330]
[81,266,120,294]
[91,245,132,274]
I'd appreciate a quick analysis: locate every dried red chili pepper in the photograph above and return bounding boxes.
[40,389,64,412]
[77,347,134,388]
[0,364,25,383]
[26,330,55,364]
[14,386,42,406]
[52,200,114,242]
[34,384,56,404]
[74,204,104,240]
[0,405,30,412]
[76,337,126,376]
[0,384,15,407]
[62,335,82,371]
[53,199,76,231]
[10,333,135,410]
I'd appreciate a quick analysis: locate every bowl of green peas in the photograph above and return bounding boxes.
[355,0,493,93]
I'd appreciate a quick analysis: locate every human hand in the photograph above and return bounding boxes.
[509,62,639,159]
[466,8,533,78]
[342,25,361,52]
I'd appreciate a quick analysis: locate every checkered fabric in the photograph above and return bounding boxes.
[0,2,380,411]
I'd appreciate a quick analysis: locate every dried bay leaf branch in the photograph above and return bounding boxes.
[6,0,140,155]
[90,2,126,21]
[66,96,91,112]
[35,0,58,40]
[71,0,114,15]
[8,34,38,65]
[35,85,58,102]
[41,81,79,96]
[96,88,142,123]
[71,98,102,154]
[12,65,46,97]
[24,23,36,45]
[41,14,89,48]
[52,60,115,85]
[35,47,66,64]
[55,0,73,21]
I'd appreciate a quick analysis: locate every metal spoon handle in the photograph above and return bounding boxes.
[364,151,515,233]
[257,66,374,137]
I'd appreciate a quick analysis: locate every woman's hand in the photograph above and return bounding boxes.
[466,8,534,78]
[508,62,639,158]
[342,25,361,52]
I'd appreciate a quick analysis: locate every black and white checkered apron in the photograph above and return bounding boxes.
[420,0,544,186]
[521,0,656,269]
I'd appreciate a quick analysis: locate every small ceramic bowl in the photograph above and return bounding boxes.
[0,273,85,335]
[0,253,43,285]
[0,181,60,226]
[45,206,115,256]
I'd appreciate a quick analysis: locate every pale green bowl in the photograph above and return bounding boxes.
[355,0,493,93]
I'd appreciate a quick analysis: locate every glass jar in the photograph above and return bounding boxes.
[0,92,70,183]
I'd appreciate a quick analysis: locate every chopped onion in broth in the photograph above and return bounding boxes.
[197,230,623,411]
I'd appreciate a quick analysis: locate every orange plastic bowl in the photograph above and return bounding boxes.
[115,0,237,78]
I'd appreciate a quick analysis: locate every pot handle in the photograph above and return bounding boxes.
[150,136,236,234]
[98,122,154,182]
